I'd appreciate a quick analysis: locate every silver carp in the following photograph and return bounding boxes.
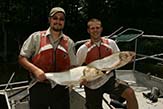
[45,51,136,89]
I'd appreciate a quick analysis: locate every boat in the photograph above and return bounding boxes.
[0,28,163,109]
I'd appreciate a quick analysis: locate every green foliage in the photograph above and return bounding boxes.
[1,0,163,83]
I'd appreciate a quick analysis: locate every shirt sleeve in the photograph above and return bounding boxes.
[19,32,40,58]
[108,39,120,53]
[76,44,88,66]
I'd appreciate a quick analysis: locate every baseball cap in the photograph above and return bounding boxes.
[49,7,65,17]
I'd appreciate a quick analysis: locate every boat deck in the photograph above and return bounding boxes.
[71,70,163,109]
[1,70,163,109]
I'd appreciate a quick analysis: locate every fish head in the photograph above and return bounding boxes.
[81,66,104,81]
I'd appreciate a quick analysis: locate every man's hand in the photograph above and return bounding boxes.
[33,69,47,82]
[79,78,88,87]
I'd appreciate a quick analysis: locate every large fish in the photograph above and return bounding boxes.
[45,66,105,88]
[45,51,135,89]
[88,51,135,71]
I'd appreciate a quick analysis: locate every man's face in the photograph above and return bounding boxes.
[49,12,65,32]
[87,21,103,40]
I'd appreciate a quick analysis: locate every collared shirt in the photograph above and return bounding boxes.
[76,37,120,66]
[76,37,119,85]
[20,27,77,66]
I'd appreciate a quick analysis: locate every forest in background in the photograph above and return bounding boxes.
[0,0,163,84]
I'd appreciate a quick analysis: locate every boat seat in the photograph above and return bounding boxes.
[112,28,144,43]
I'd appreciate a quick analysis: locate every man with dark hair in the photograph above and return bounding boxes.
[18,7,76,109]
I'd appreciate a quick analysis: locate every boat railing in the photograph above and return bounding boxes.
[74,27,162,72]
[1,28,163,109]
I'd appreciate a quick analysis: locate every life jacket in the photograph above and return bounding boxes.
[32,31,70,72]
[85,37,113,64]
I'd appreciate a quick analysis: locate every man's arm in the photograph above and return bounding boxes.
[76,44,88,66]
[18,55,46,82]
[109,39,120,53]
[18,32,46,82]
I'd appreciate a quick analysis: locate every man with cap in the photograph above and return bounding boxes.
[18,7,76,109]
